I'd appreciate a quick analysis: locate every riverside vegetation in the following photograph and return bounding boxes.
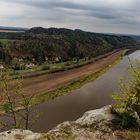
[111,60,140,139]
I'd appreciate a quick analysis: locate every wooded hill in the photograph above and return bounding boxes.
[0,27,138,64]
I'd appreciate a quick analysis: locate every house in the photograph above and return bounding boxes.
[25,63,35,69]
[0,64,4,69]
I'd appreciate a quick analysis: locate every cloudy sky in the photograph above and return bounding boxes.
[0,0,140,34]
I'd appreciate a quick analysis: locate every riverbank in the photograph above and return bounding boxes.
[31,52,121,105]
[0,49,127,114]
[0,49,126,115]
[7,50,126,107]
[29,49,126,106]
[9,50,119,79]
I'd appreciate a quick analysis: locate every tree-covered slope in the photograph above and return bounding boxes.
[0,27,138,64]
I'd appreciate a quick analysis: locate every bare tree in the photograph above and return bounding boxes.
[0,70,39,130]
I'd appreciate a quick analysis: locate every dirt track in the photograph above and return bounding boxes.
[10,51,122,96]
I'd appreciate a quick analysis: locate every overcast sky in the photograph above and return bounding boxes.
[0,0,140,34]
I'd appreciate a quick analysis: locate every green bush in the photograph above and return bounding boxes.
[41,65,50,70]
[112,60,140,128]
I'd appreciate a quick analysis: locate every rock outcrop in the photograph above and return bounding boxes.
[43,105,116,140]
[0,106,123,140]
[0,129,41,140]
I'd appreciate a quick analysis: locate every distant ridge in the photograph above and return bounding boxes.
[26,27,140,41]
[0,26,28,32]
[27,27,74,35]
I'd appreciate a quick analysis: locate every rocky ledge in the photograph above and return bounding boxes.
[0,129,41,140]
[0,106,129,140]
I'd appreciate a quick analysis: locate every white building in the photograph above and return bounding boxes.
[0,64,4,69]
[25,63,35,69]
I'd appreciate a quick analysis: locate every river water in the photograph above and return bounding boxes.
[1,50,140,132]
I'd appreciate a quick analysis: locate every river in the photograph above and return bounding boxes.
[1,50,140,132]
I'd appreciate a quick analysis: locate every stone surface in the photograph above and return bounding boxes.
[0,129,41,140]
[0,105,125,140]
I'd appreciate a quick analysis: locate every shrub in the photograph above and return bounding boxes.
[0,70,39,130]
[41,65,50,70]
[112,60,140,128]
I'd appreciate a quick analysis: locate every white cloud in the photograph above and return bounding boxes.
[0,0,140,34]
[0,2,25,18]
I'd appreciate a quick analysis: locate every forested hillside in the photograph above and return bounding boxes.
[131,35,140,42]
[0,27,138,65]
